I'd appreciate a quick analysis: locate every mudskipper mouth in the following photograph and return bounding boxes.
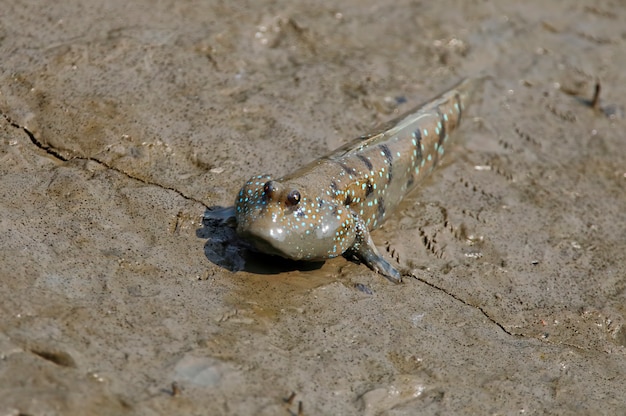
[237,229,286,258]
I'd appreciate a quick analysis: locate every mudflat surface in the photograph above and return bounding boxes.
[1,0,625,414]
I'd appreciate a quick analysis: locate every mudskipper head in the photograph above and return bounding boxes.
[235,175,355,261]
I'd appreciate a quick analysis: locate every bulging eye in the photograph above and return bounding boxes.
[286,190,301,206]
[263,181,276,196]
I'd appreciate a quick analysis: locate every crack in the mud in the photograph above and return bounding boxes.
[411,273,514,336]
[2,112,209,210]
[412,274,596,351]
[410,274,598,352]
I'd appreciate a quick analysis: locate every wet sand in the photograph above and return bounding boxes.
[1,0,625,414]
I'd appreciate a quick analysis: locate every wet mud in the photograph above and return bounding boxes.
[1,0,625,414]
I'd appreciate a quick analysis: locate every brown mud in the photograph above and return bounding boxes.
[1,0,625,414]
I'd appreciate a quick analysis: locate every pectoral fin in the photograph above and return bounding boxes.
[346,216,402,283]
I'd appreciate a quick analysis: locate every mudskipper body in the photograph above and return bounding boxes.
[235,78,483,282]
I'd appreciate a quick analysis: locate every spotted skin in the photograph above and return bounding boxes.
[235,78,483,282]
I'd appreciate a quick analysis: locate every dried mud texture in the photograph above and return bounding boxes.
[1,0,625,415]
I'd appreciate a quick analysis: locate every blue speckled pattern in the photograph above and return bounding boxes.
[235,77,484,282]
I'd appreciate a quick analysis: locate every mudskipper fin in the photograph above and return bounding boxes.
[346,216,402,283]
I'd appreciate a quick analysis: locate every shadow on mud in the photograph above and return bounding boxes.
[197,207,324,275]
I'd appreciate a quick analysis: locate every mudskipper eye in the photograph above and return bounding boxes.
[263,181,276,195]
[286,190,301,206]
